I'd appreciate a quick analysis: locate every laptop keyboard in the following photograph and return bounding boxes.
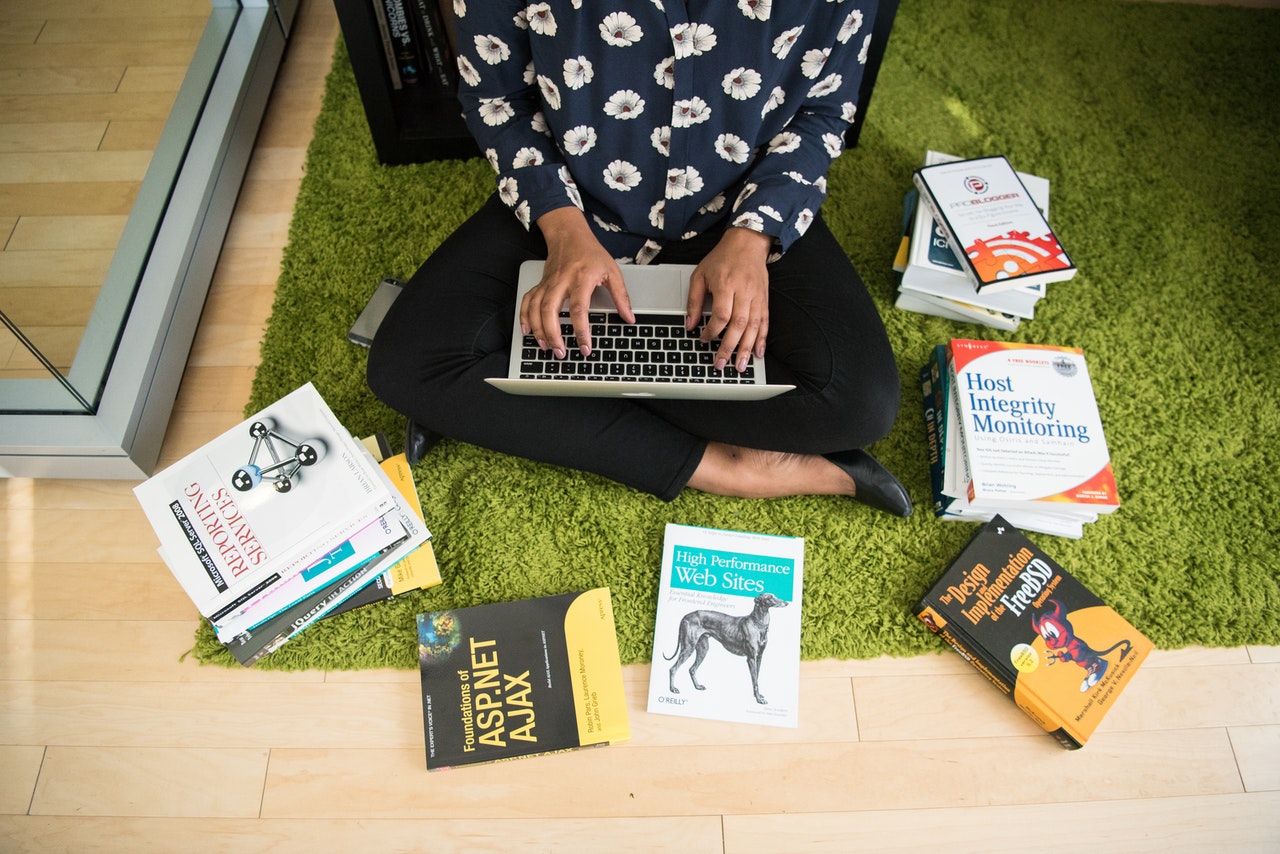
[518,311,761,384]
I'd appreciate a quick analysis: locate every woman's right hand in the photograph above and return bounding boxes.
[524,207,634,359]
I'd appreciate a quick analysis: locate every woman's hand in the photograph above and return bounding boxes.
[524,207,633,359]
[688,227,773,372]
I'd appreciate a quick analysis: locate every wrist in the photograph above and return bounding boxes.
[719,226,774,261]
[536,205,590,241]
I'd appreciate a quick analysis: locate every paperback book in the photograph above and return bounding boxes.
[949,338,1120,515]
[417,588,630,770]
[646,524,805,728]
[133,383,404,621]
[898,150,1049,322]
[919,344,1097,539]
[895,289,1020,332]
[914,155,1076,294]
[914,516,1152,748]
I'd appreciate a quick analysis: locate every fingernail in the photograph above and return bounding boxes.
[536,339,547,350]
[554,347,566,359]
[715,357,727,370]
[580,345,592,357]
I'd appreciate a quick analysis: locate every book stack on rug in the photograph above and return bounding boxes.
[894,151,1073,330]
[915,515,1152,749]
[134,382,439,666]
[919,339,1120,539]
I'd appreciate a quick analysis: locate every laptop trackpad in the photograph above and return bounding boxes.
[590,267,687,312]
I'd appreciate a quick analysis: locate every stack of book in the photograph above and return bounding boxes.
[919,339,1120,539]
[915,515,1151,749]
[134,382,439,666]
[894,151,1070,330]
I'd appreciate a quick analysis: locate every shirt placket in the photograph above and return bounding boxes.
[663,16,699,242]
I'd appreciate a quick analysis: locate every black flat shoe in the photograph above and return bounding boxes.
[823,449,913,518]
[404,419,442,465]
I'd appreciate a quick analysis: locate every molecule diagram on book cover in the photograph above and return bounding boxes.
[230,417,326,494]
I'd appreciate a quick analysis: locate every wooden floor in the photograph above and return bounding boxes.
[2,1,1279,851]
[0,0,210,378]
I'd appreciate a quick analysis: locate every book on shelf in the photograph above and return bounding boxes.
[646,524,805,728]
[914,154,1076,294]
[369,0,404,90]
[408,0,457,91]
[133,383,430,664]
[416,588,630,770]
[379,0,422,87]
[898,151,1049,321]
[914,516,1152,749]
[435,0,458,57]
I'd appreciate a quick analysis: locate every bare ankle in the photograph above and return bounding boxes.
[686,443,852,499]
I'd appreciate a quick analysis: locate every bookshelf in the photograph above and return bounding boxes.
[332,0,479,164]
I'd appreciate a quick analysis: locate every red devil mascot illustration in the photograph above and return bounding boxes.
[1030,599,1134,692]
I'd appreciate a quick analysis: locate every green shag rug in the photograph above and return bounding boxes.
[191,0,1280,669]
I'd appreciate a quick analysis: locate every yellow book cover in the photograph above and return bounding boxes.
[378,453,441,592]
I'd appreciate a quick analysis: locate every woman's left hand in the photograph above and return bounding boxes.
[687,227,774,373]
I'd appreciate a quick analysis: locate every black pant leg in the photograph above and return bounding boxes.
[645,214,901,454]
[366,195,707,500]
[367,198,901,498]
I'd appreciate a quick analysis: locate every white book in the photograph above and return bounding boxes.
[900,151,1048,318]
[134,383,399,619]
[894,290,1020,331]
[914,155,1076,294]
[949,339,1119,514]
[647,524,805,729]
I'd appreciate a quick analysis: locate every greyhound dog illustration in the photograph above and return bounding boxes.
[664,592,787,704]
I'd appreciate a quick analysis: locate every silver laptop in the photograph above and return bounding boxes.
[485,261,795,400]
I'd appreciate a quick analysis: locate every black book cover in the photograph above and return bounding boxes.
[914,516,1152,748]
[417,588,629,769]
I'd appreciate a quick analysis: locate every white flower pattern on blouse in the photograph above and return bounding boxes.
[454,0,876,262]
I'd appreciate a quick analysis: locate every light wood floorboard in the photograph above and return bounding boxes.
[1,0,1278,851]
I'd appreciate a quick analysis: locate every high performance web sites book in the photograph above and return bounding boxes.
[647,524,805,729]
[914,155,1076,294]
[949,339,1120,515]
[417,588,630,770]
[914,516,1152,749]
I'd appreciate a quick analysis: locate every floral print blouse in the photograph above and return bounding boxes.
[452,0,879,263]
